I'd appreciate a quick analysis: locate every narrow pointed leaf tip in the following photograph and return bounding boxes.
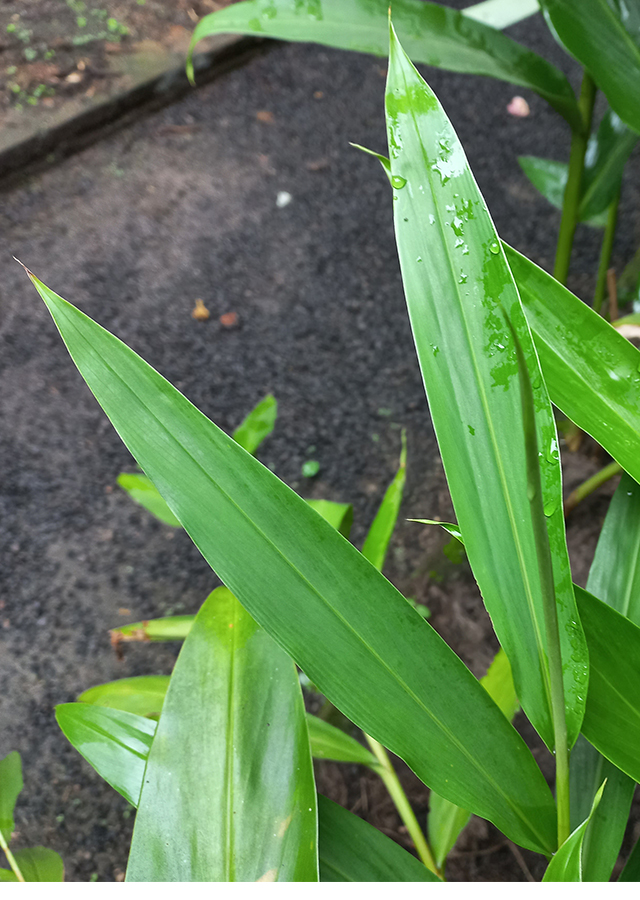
[385,22,586,752]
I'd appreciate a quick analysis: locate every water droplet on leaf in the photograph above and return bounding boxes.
[391,175,407,189]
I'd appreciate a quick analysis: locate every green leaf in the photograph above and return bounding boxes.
[350,142,392,183]
[126,587,318,882]
[361,430,406,570]
[619,834,640,881]
[188,0,580,128]
[428,648,519,868]
[408,519,463,542]
[568,473,639,882]
[0,752,22,838]
[78,675,170,718]
[9,848,64,882]
[117,472,181,526]
[306,715,378,767]
[462,0,540,29]
[540,0,640,134]
[542,783,605,882]
[386,22,586,751]
[576,585,640,785]
[506,245,640,487]
[305,500,353,538]
[56,704,156,807]
[27,273,557,854]
[111,616,195,643]
[231,393,277,455]
[518,113,637,225]
[318,795,440,882]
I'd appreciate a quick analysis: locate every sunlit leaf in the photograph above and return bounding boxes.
[78,675,170,718]
[462,0,540,29]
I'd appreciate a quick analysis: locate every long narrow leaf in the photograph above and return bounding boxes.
[306,715,379,768]
[542,784,605,882]
[111,616,195,643]
[78,675,170,718]
[540,0,640,134]
[0,753,22,839]
[126,587,318,882]
[506,245,640,486]
[462,0,540,29]
[361,430,406,570]
[188,0,580,128]
[27,271,557,854]
[386,23,586,751]
[318,795,440,882]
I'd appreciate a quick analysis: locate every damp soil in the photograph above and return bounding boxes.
[1,2,639,882]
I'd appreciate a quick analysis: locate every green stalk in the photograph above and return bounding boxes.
[364,734,441,877]
[564,461,623,516]
[0,830,24,883]
[553,72,597,285]
[593,190,621,317]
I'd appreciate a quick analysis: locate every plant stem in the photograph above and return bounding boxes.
[0,829,24,883]
[564,461,623,516]
[364,734,441,878]
[593,190,621,316]
[553,72,597,285]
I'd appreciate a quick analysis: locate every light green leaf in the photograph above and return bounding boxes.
[78,675,170,718]
[408,519,463,542]
[117,472,181,526]
[56,704,156,807]
[126,587,318,882]
[318,795,440,882]
[9,848,64,882]
[111,616,195,643]
[232,393,277,455]
[305,500,353,538]
[27,270,557,854]
[306,715,378,767]
[540,0,640,134]
[543,783,605,881]
[188,0,580,128]
[506,245,640,486]
[350,142,392,182]
[361,430,406,570]
[386,22,586,751]
[462,0,540,29]
[428,648,519,868]
[576,586,640,785]
[0,753,22,840]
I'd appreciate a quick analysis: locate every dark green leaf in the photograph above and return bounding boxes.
[318,795,440,882]
[306,715,378,767]
[517,156,607,227]
[361,430,406,570]
[540,0,640,134]
[188,0,580,128]
[27,269,557,854]
[126,587,318,882]
[542,783,605,881]
[386,23,586,751]
[78,675,170,718]
[232,393,277,455]
[505,245,640,486]
[619,833,640,881]
[56,704,155,807]
[0,752,22,838]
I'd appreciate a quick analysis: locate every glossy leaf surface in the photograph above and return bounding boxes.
[29,274,557,855]
[540,0,640,134]
[126,588,318,882]
[78,675,170,718]
[386,24,585,751]
[111,616,195,643]
[189,0,580,127]
[542,784,605,882]
[505,245,640,486]
[462,0,540,29]
[307,715,378,767]
[56,704,155,807]
[0,752,22,837]
[576,586,640,785]
[428,648,519,868]
[318,795,439,882]
[361,431,406,570]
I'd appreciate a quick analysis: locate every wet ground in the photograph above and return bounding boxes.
[1,1,638,881]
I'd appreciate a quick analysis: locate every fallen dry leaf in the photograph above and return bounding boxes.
[306,157,329,172]
[219,311,239,328]
[192,298,210,320]
[256,110,274,124]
